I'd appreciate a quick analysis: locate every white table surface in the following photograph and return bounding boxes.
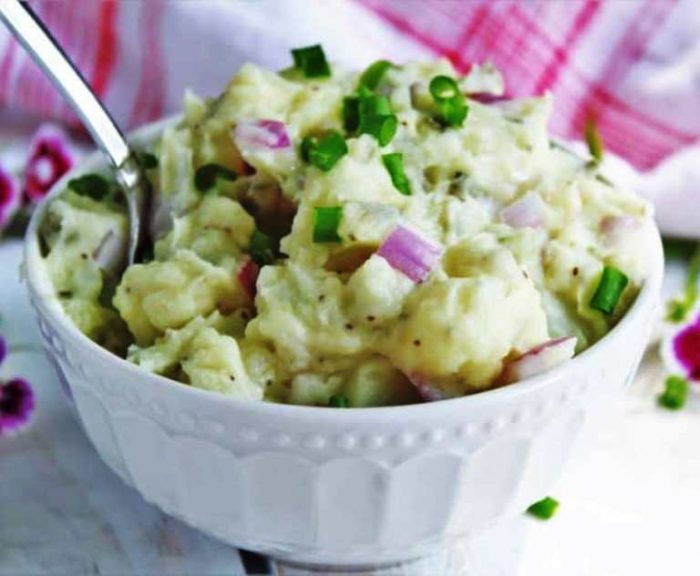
[1,236,697,576]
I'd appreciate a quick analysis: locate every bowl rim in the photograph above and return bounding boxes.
[23,116,665,421]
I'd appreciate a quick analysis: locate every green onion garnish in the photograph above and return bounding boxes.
[194,163,237,192]
[360,94,392,118]
[291,44,331,78]
[312,206,343,243]
[343,96,360,133]
[249,229,276,266]
[429,75,460,101]
[429,75,468,128]
[359,59,393,91]
[68,173,110,201]
[527,497,559,520]
[301,131,348,172]
[658,375,689,410]
[329,394,349,408]
[585,118,604,163]
[358,94,398,146]
[137,151,158,170]
[382,152,411,196]
[439,97,469,127]
[590,265,629,315]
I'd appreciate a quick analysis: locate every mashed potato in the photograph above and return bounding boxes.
[40,47,653,406]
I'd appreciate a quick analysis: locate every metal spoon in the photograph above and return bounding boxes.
[0,0,149,266]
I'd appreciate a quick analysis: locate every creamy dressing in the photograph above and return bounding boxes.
[40,57,652,406]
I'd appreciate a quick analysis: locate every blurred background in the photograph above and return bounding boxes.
[1,1,699,575]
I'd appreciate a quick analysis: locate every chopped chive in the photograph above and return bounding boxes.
[343,96,360,133]
[382,152,411,195]
[428,75,468,128]
[194,163,237,192]
[585,118,604,163]
[658,375,689,410]
[357,94,398,146]
[67,173,110,201]
[291,44,331,78]
[301,131,348,172]
[527,497,559,520]
[359,94,392,118]
[137,151,158,170]
[359,60,394,91]
[329,394,349,408]
[590,265,629,315]
[429,75,460,101]
[312,206,343,243]
[249,229,276,266]
[438,97,469,127]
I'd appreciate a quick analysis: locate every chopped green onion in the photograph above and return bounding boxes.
[301,131,348,172]
[359,60,394,91]
[343,96,360,133]
[291,44,331,78]
[249,229,276,266]
[585,118,604,163]
[312,206,343,243]
[438,97,469,127]
[590,265,629,315]
[68,173,110,201]
[429,75,460,101]
[194,163,237,191]
[428,75,468,128]
[382,153,411,195]
[358,94,398,146]
[428,76,469,127]
[360,94,392,118]
[371,115,398,146]
[329,394,349,408]
[658,375,689,410]
[527,497,559,520]
[137,151,158,170]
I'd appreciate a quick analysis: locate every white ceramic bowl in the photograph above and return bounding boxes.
[23,119,664,568]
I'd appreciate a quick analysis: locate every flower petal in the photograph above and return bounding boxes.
[672,313,700,382]
[0,164,21,230]
[0,378,35,434]
[24,124,76,203]
[0,336,6,366]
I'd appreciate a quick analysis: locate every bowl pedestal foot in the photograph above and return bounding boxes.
[271,516,528,575]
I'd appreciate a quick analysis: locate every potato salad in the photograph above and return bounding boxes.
[39,45,653,406]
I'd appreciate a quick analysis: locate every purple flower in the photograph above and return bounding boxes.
[0,164,21,230]
[0,378,35,435]
[673,313,700,382]
[0,335,7,366]
[24,124,75,204]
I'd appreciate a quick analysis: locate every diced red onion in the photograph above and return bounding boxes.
[502,336,577,383]
[232,119,291,152]
[0,165,21,230]
[24,124,76,203]
[407,373,448,402]
[467,92,511,105]
[672,314,700,382]
[237,258,260,301]
[92,229,127,273]
[600,215,641,246]
[377,225,442,283]
[500,193,545,229]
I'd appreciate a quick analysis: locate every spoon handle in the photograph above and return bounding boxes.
[0,1,149,265]
[0,0,130,167]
